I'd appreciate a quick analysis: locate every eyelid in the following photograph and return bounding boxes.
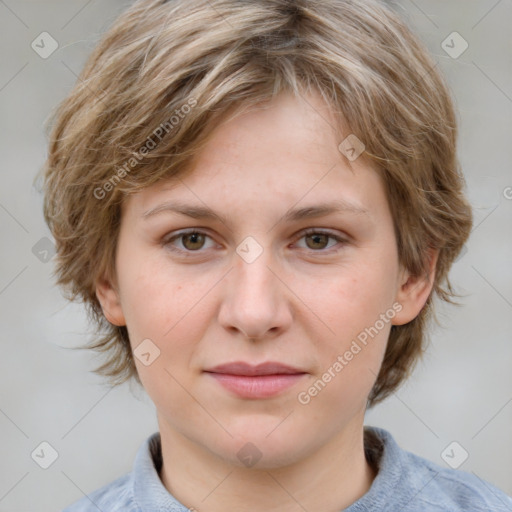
[300,227,348,240]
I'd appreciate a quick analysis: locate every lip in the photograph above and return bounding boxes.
[205,361,305,376]
[204,361,307,399]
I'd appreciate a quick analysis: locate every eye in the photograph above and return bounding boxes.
[162,228,348,256]
[163,230,216,253]
[295,229,347,252]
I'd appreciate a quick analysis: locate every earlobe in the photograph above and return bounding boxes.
[391,248,439,326]
[95,275,126,327]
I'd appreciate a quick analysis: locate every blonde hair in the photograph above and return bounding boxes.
[38,0,472,406]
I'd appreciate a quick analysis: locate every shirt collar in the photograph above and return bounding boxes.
[131,432,190,511]
[344,426,404,511]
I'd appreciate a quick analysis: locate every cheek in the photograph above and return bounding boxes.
[316,263,397,338]
[118,253,200,341]
[121,264,207,414]
[304,260,395,399]
[118,256,215,382]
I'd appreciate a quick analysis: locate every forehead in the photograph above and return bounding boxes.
[122,90,387,222]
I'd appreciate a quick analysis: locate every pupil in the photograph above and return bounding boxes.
[185,233,203,249]
[308,233,327,249]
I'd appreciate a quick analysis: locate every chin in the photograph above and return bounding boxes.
[210,418,312,469]
[221,439,308,470]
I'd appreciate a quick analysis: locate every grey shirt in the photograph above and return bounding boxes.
[62,426,512,511]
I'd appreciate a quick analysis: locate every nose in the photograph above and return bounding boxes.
[217,243,293,341]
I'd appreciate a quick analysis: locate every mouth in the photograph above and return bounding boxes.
[204,361,308,399]
[205,361,306,376]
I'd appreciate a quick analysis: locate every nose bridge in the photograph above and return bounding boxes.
[233,239,279,307]
[218,237,289,339]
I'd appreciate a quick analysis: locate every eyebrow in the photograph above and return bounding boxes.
[142,199,370,225]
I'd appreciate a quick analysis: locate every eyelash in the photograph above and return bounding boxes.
[162,228,348,257]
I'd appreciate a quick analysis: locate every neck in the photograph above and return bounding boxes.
[158,418,377,512]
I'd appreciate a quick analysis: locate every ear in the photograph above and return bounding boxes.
[391,248,439,326]
[95,272,126,327]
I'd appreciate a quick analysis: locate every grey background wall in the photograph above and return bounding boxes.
[0,1,510,510]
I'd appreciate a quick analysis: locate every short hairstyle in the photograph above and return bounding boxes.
[39,0,472,407]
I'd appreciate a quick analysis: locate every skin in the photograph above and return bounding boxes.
[96,89,438,512]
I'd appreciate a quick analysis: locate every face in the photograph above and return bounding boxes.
[97,90,435,469]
